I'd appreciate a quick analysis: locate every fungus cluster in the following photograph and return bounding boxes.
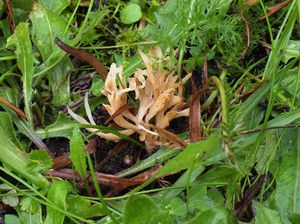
[68,48,191,149]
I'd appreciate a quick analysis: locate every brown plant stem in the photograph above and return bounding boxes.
[239,11,250,59]
[189,80,201,142]
[55,38,108,80]
[203,51,209,84]
[48,167,160,189]
[105,105,135,125]
[0,96,26,119]
[5,0,15,33]
[240,124,299,134]
[259,0,291,21]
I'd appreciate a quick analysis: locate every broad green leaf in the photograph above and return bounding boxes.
[27,150,53,173]
[91,76,105,96]
[253,201,282,224]
[167,197,187,217]
[0,126,49,189]
[115,54,142,77]
[123,195,160,224]
[132,134,219,192]
[10,0,33,11]
[45,180,73,224]
[0,112,21,148]
[288,214,300,224]
[156,134,218,177]
[0,85,19,106]
[120,3,142,24]
[148,213,172,224]
[66,196,105,219]
[30,4,66,60]
[188,186,225,212]
[19,207,43,224]
[70,127,87,179]
[20,197,38,214]
[188,184,207,207]
[160,167,204,200]
[280,69,300,106]
[40,0,70,14]
[274,129,300,223]
[35,112,77,139]
[30,4,72,105]
[0,19,11,40]
[197,166,239,186]
[186,205,236,224]
[282,40,300,63]
[4,215,20,224]
[0,184,19,207]
[33,1,109,79]
[6,22,34,124]
[2,190,17,205]
[256,130,278,174]
[47,57,72,105]
[160,144,225,200]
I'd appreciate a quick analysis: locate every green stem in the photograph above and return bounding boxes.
[87,154,117,223]
[259,0,274,44]
[211,75,228,124]
[63,0,81,35]
[0,55,16,61]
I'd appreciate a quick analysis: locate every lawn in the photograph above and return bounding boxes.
[0,0,299,223]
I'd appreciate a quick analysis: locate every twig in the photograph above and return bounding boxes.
[240,124,300,134]
[203,50,209,84]
[234,80,267,102]
[148,124,187,148]
[0,96,26,119]
[238,11,250,59]
[259,0,292,21]
[5,0,15,33]
[48,167,160,189]
[53,154,71,169]
[105,105,135,125]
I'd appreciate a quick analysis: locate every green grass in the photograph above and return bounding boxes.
[0,0,300,223]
